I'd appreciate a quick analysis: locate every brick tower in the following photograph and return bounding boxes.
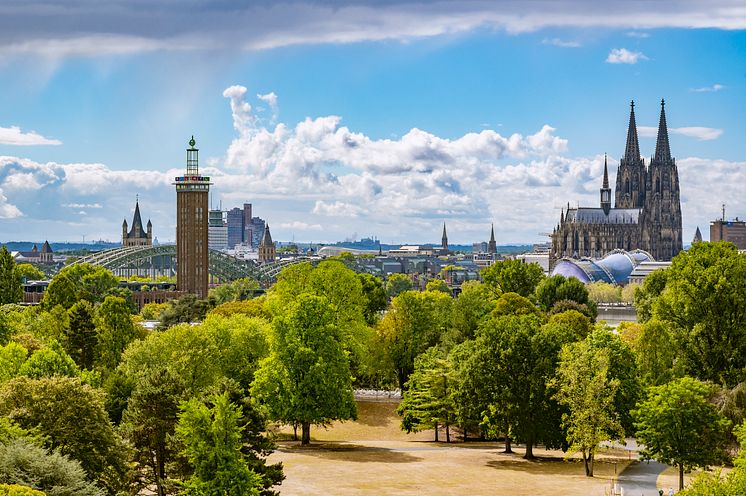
[174,136,211,298]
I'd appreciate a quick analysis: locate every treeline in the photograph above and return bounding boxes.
[0,242,745,493]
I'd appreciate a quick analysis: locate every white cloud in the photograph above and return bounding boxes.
[62,202,102,208]
[626,31,650,38]
[690,84,725,93]
[638,126,723,141]
[606,48,648,64]
[257,92,279,123]
[541,38,581,48]
[0,126,61,146]
[0,190,22,218]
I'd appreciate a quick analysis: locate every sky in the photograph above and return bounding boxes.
[1,0,746,245]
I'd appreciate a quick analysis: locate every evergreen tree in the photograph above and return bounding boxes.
[66,300,97,370]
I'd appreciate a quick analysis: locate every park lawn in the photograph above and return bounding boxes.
[268,400,632,495]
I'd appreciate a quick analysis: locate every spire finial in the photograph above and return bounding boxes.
[136,193,139,203]
[189,135,196,148]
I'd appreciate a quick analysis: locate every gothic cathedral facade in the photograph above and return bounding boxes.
[551,100,683,266]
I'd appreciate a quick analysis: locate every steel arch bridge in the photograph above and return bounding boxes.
[72,244,309,282]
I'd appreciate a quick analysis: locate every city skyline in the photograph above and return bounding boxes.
[1,1,746,244]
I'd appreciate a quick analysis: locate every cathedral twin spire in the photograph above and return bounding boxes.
[623,100,641,163]
[653,99,672,163]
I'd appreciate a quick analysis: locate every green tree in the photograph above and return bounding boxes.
[551,339,624,477]
[14,264,44,283]
[586,281,621,304]
[44,264,119,310]
[491,292,541,318]
[634,267,668,323]
[209,278,260,305]
[678,422,746,496]
[397,347,455,442]
[477,313,570,459]
[121,367,184,496]
[0,343,27,382]
[176,393,264,496]
[634,377,730,491]
[0,438,104,496]
[378,290,452,390]
[66,301,97,370]
[252,294,356,445]
[481,259,544,297]
[0,484,45,496]
[158,294,211,329]
[446,281,495,346]
[448,340,484,440]
[535,275,595,317]
[358,274,388,325]
[95,296,139,372]
[425,279,450,295]
[18,340,80,379]
[0,248,22,306]
[0,377,129,492]
[646,242,746,386]
[385,273,412,298]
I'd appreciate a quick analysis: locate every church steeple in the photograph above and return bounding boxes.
[624,100,640,162]
[600,154,612,215]
[488,223,497,254]
[654,99,672,163]
[441,223,449,254]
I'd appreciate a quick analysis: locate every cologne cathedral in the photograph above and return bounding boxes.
[550,100,683,266]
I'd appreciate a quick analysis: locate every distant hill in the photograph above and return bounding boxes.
[2,241,120,253]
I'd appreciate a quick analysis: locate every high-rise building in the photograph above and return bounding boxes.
[249,217,265,248]
[174,136,211,298]
[551,100,683,265]
[208,209,228,251]
[122,199,152,247]
[711,218,746,250]
[226,207,244,248]
[243,203,253,246]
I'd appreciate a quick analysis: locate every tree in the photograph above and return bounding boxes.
[0,484,45,496]
[476,313,570,459]
[425,279,450,295]
[586,281,621,304]
[252,294,356,445]
[18,340,80,379]
[634,377,730,491]
[626,319,677,386]
[176,393,264,496]
[385,273,412,298]
[551,340,624,477]
[66,300,97,370]
[491,292,541,318]
[378,290,452,390]
[535,275,595,317]
[0,343,27,382]
[480,259,544,297]
[0,248,22,306]
[209,278,260,305]
[0,377,129,492]
[44,264,119,310]
[358,274,387,325]
[644,242,746,386]
[14,264,44,283]
[397,347,455,442]
[446,281,495,346]
[121,367,184,496]
[0,438,104,496]
[95,296,139,372]
[158,294,211,329]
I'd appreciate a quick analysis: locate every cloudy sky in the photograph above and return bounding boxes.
[1,0,745,245]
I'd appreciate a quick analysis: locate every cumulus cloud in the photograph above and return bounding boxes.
[690,84,725,92]
[0,126,61,146]
[638,126,723,141]
[278,220,323,231]
[0,1,745,59]
[606,48,648,64]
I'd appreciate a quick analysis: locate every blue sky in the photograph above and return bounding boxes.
[0,1,745,245]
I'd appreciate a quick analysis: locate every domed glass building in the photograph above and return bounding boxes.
[550,249,653,285]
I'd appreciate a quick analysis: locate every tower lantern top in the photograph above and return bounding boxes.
[186,135,199,175]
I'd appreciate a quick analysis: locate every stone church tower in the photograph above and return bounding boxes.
[122,199,153,247]
[551,100,683,265]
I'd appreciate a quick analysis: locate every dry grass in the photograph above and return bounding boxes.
[268,401,632,495]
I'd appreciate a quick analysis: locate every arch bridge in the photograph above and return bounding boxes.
[72,244,309,283]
